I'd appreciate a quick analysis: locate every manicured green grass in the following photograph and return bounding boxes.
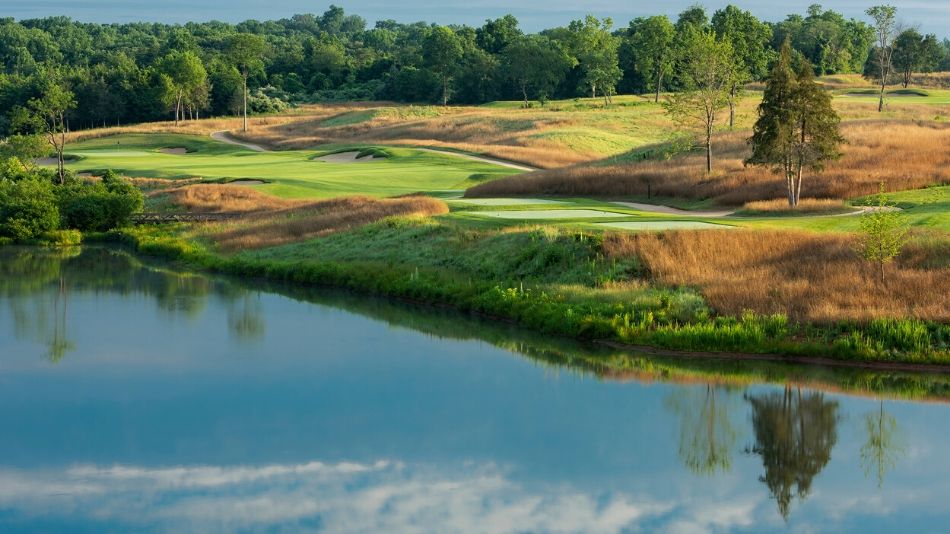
[837,88,950,104]
[58,133,522,199]
[597,221,733,231]
[475,209,628,219]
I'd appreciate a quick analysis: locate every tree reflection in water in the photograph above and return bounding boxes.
[0,246,264,361]
[861,400,904,488]
[745,385,840,520]
[666,384,739,475]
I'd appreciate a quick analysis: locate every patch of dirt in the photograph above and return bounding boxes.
[315,151,380,163]
[158,147,188,155]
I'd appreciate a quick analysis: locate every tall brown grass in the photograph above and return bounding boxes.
[164,184,303,213]
[603,229,949,322]
[466,121,950,204]
[162,184,448,251]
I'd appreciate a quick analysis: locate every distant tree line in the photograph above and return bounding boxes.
[0,4,948,134]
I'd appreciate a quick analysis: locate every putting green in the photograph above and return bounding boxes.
[58,134,521,199]
[597,221,732,231]
[450,198,569,206]
[476,209,627,219]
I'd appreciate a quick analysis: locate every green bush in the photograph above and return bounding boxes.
[0,177,60,240]
[58,171,143,231]
[41,229,82,246]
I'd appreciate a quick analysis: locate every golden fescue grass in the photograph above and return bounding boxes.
[740,198,847,214]
[163,184,448,251]
[164,184,303,213]
[207,196,448,251]
[467,121,950,205]
[603,229,950,322]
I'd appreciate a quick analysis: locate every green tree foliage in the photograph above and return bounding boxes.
[9,68,74,184]
[711,5,773,127]
[663,30,735,173]
[0,176,59,240]
[224,33,266,131]
[565,16,622,103]
[476,15,522,55]
[746,386,839,521]
[892,29,944,87]
[627,16,675,102]
[0,7,939,129]
[0,134,47,170]
[858,184,909,283]
[422,26,463,106]
[502,35,574,107]
[156,50,207,126]
[866,5,898,112]
[747,40,843,207]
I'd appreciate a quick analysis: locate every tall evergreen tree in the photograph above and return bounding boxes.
[747,40,844,207]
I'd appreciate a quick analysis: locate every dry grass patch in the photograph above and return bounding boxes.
[467,121,950,205]
[603,229,949,322]
[165,184,302,213]
[162,184,448,251]
[739,198,849,215]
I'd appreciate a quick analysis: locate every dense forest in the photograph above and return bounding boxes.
[1,4,948,133]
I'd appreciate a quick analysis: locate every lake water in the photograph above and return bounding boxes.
[1,246,948,533]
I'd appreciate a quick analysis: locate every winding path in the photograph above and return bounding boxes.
[210,131,267,152]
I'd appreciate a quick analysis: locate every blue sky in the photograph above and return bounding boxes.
[9,1,950,38]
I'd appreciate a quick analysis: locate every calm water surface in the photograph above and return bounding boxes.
[1,246,948,533]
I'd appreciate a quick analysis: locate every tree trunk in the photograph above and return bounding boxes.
[442,74,449,106]
[655,67,662,103]
[728,84,736,129]
[243,75,248,132]
[878,77,886,112]
[521,83,529,109]
[795,162,804,207]
[705,122,713,174]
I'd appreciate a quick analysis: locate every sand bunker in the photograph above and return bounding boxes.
[158,148,188,155]
[597,221,732,231]
[315,151,380,163]
[476,209,627,219]
[227,179,265,186]
[34,157,58,166]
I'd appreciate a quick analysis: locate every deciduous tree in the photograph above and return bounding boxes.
[866,5,898,112]
[502,36,574,108]
[10,70,75,184]
[858,183,909,283]
[712,5,773,127]
[225,33,266,131]
[663,30,734,173]
[628,16,675,103]
[422,26,463,106]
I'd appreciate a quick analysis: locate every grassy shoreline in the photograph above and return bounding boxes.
[86,222,950,368]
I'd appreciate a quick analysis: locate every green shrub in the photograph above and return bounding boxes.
[0,177,60,241]
[58,171,144,232]
[41,229,82,246]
